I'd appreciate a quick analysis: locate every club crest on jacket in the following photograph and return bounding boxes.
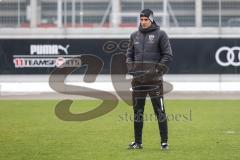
[149,35,155,41]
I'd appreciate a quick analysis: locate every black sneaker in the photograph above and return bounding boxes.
[128,142,143,149]
[161,142,169,150]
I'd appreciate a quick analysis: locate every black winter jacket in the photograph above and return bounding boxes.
[126,21,173,79]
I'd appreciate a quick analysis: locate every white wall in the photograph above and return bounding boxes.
[0,74,240,94]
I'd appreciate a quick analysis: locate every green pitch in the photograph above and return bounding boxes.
[0,100,240,160]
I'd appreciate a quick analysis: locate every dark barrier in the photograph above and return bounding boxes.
[0,38,240,74]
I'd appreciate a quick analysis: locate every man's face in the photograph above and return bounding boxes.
[140,17,152,29]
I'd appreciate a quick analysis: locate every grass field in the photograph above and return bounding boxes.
[0,100,240,160]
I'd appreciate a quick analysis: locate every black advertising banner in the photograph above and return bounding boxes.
[0,38,240,74]
[0,39,125,74]
[170,38,240,74]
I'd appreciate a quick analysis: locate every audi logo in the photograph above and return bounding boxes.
[215,46,240,67]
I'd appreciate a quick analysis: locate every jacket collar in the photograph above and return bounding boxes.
[138,21,160,33]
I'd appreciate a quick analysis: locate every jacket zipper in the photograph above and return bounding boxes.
[142,33,146,72]
[143,33,146,54]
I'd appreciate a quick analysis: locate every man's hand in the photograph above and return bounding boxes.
[127,62,134,75]
[156,63,169,74]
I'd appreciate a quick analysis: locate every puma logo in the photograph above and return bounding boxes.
[58,45,70,54]
[30,44,70,55]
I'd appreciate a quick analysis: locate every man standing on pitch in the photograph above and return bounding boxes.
[126,9,173,150]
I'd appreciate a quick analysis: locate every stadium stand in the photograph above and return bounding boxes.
[0,0,240,29]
